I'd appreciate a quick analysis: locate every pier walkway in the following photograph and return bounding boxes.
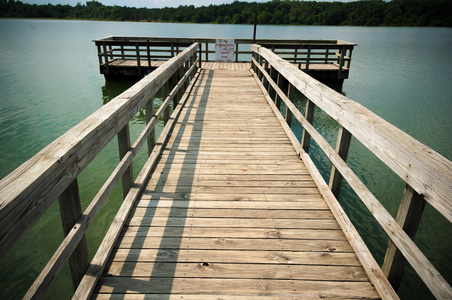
[91,66,378,299]
[1,41,451,300]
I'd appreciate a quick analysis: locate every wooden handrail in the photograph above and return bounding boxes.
[251,44,452,300]
[94,37,355,64]
[0,43,199,299]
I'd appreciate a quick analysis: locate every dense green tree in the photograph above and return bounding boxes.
[1,0,451,27]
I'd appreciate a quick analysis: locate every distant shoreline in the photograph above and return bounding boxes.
[2,0,452,27]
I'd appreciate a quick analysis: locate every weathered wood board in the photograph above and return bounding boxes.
[91,66,380,299]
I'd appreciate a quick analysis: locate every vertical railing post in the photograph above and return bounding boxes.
[293,48,298,64]
[198,44,202,69]
[257,55,264,81]
[328,126,352,198]
[117,124,134,198]
[102,42,110,75]
[163,82,170,125]
[205,42,209,61]
[145,98,155,156]
[382,184,426,292]
[274,73,282,109]
[325,48,329,64]
[346,47,353,69]
[120,44,125,60]
[286,83,295,126]
[338,45,346,79]
[300,100,316,152]
[58,179,89,291]
[96,44,102,65]
[147,39,151,71]
[305,45,311,72]
[135,42,142,77]
[107,45,113,61]
[235,43,239,62]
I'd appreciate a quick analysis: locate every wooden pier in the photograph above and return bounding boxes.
[93,37,355,85]
[0,41,451,300]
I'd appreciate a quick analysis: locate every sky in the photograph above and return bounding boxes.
[21,0,359,9]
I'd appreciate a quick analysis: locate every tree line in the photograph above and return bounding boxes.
[1,0,451,27]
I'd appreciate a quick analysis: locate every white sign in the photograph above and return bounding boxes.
[215,39,234,62]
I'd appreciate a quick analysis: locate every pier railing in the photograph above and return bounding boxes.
[0,42,200,299]
[94,36,355,80]
[251,44,452,300]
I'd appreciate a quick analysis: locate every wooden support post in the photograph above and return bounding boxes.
[120,45,125,60]
[274,73,282,109]
[163,82,170,125]
[171,43,174,57]
[147,40,151,71]
[102,42,110,75]
[286,83,295,126]
[96,44,102,65]
[198,46,202,69]
[135,43,141,77]
[205,43,209,61]
[256,55,263,80]
[328,126,352,198]
[305,46,311,72]
[300,99,316,152]
[235,43,239,62]
[107,45,113,61]
[117,124,134,198]
[338,45,346,79]
[382,184,426,292]
[294,48,298,64]
[58,179,89,291]
[145,99,155,156]
[325,48,329,64]
[346,47,353,69]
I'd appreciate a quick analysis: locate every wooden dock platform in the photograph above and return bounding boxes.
[1,41,451,300]
[91,66,378,299]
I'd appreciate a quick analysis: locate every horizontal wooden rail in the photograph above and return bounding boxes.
[0,43,199,299]
[251,44,452,300]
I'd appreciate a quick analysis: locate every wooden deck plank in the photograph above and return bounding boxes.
[92,68,380,299]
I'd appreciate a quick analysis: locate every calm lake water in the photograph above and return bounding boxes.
[0,19,451,299]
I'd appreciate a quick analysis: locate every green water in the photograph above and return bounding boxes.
[0,19,451,299]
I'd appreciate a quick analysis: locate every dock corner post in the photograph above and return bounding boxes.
[117,124,134,198]
[145,99,156,156]
[58,178,89,291]
[381,184,426,292]
[300,99,316,153]
[328,126,352,198]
